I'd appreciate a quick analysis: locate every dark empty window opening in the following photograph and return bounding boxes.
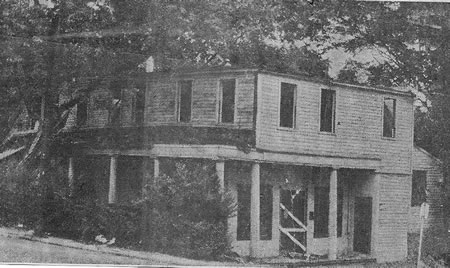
[260,184,273,240]
[133,87,145,125]
[280,83,296,128]
[178,81,192,123]
[77,101,87,126]
[412,170,427,206]
[237,183,251,240]
[314,186,329,238]
[383,98,396,138]
[320,89,336,133]
[109,83,123,125]
[220,79,235,123]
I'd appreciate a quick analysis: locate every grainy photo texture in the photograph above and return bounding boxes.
[0,0,449,267]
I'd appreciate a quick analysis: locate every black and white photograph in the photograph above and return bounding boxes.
[0,0,449,267]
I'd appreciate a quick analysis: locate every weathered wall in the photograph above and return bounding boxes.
[409,147,444,232]
[256,73,414,174]
[146,72,255,129]
[377,173,410,262]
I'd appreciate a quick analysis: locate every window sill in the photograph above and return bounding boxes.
[277,126,296,132]
[381,136,396,141]
[319,131,336,136]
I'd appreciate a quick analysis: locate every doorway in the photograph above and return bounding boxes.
[353,196,372,254]
[280,189,307,253]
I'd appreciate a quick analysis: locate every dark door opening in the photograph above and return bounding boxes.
[353,196,372,254]
[280,189,307,253]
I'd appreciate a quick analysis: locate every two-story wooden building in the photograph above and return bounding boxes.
[64,67,415,263]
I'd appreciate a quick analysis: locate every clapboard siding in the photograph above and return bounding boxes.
[256,73,414,174]
[377,173,410,261]
[145,73,255,128]
[409,147,444,232]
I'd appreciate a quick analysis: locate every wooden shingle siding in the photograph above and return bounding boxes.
[145,73,255,129]
[256,73,413,174]
[409,147,444,232]
[377,173,410,261]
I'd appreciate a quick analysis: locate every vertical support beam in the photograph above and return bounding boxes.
[371,172,381,258]
[272,185,280,254]
[216,161,225,193]
[68,157,74,195]
[154,158,160,178]
[108,155,118,204]
[250,162,260,258]
[328,168,338,260]
[307,168,314,255]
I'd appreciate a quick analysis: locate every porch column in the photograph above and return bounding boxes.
[216,161,225,193]
[108,155,118,204]
[306,172,314,255]
[68,157,74,195]
[328,168,338,260]
[250,162,260,258]
[154,158,160,178]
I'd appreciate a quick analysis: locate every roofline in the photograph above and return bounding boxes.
[414,145,442,164]
[145,68,414,97]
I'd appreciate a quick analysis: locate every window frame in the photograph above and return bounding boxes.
[218,79,236,124]
[382,97,396,138]
[319,88,336,133]
[278,82,297,129]
[177,80,193,123]
[76,100,88,127]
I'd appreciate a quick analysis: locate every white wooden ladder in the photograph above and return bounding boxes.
[279,203,307,252]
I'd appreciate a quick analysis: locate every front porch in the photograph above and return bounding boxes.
[225,162,380,261]
[67,144,382,262]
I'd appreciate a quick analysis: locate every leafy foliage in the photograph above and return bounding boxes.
[143,160,235,260]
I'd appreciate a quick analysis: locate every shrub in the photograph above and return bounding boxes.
[143,160,236,260]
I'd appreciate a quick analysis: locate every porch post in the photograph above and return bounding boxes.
[68,157,74,195]
[328,168,338,260]
[216,161,225,193]
[250,162,260,258]
[108,155,118,204]
[306,171,314,255]
[154,158,160,177]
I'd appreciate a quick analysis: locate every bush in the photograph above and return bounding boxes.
[0,158,235,260]
[143,160,236,260]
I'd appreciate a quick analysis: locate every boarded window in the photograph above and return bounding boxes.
[237,183,273,241]
[279,83,296,128]
[237,183,251,240]
[412,170,427,206]
[77,101,87,126]
[220,79,235,123]
[260,184,273,240]
[178,81,192,123]
[314,186,329,238]
[383,98,396,138]
[320,89,335,133]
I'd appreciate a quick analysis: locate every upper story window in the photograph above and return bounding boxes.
[383,98,396,138]
[177,80,192,123]
[132,82,145,126]
[279,82,296,128]
[219,79,235,123]
[411,170,427,206]
[320,89,336,133]
[109,84,123,125]
[77,101,87,126]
